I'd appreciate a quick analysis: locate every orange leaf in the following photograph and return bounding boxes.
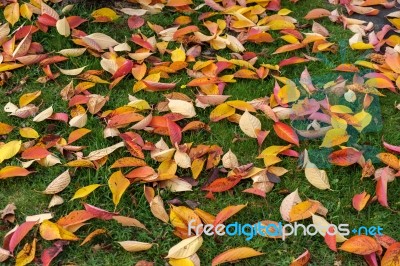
[0,122,14,135]
[213,204,246,227]
[289,200,320,222]
[304,8,331,20]
[376,153,400,170]
[212,247,263,266]
[203,175,242,192]
[352,191,371,211]
[80,229,106,246]
[381,242,400,266]
[57,210,95,228]
[0,166,31,179]
[290,250,311,266]
[339,235,381,255]
[110,157,147,168]
[21,146,51,160]
[67,128,91,144]
[273,122,299,146]
[328,148,362,166]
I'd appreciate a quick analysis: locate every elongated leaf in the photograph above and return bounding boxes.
[212,247,263,266]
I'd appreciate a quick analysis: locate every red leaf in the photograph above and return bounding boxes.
[328,148,362,166]
[67,16,87,29]
[324,226,337,252]
[273,122,299,146]
[128,16,145,30]
[41,240,68,266]
[376,174,388,207]
[242,187,266,198]
[383,139,400,154]
[142,80,176,91]
[279,57,309,68]
[131,34,154,51]
[112,60,133,79]
[15,26,39,40]
[38,14,57,26]
[9,221,37,253]
[167,119,182,145]
[363,252,378,266]
[40,56,68,66]
[83,203,118,220]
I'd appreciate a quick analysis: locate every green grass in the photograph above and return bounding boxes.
[1,0,400,265]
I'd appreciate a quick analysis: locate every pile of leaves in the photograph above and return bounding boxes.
[0,0,400,265]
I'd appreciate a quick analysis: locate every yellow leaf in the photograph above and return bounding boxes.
[330,105,353,114]
[19,127,39,139]
[312,215,347,242]
[210,103,235,122]
[278,84,300,104]
[0,140,21,164]
[353,109,372,132]
[278,8,292,15]
[267,20,295,30]
[108,171,130,207]
[350,42,373,50]
[40,220,79,241]
[0,63,24,72]
[20,3,32,20]
[91,7,119,21]
[320,128,349,148]
[169,258,195,266]
[118,241,153,252]
[4,3,20,26]
[19,90,41,107]
[158,159,177,180]
[70,184,101,200]
[166,236,203,259]
[281,34,300,44]
[376,153,400,170]
[15,239,36,266]
[171,47,186,62]
[191,158,205,179]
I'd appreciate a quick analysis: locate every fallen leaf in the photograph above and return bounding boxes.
[212,247,263,266]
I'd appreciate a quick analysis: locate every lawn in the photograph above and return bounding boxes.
[0,0,399,265]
